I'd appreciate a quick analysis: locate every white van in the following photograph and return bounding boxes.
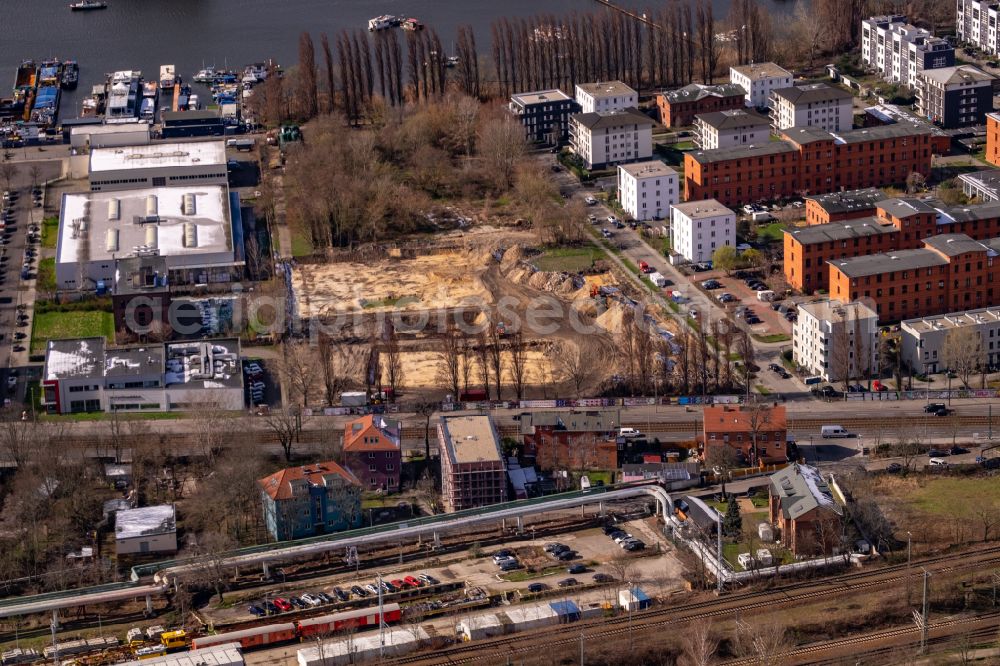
[756,290,775,302]
[821,425,851,438]
[619,427,642,439]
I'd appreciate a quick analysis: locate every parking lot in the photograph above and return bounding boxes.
[694,268,796,339]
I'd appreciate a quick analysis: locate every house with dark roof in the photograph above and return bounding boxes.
[767,463,843,555]
[702,405,788,465]
[694,109,770,150]
[804,188,889,226]
[342,414,401,492]
[258,461,362,541]
[771,83,853,134]
[569,108,653,170]
[509,89,580,144]
[518,410,620,471]
[656,83,745,127]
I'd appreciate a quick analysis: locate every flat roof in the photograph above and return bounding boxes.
[806,188,888,214]
[782,126,836,144]
[115,505,176,540]
[696,108,770,131]
[687,140,797,165]
[772,83,852,105]
[105,347,164,378]
[957,168,1000,192]
[45,338,106,381]
[920,65,993,86]
[830,249,948,278]
[730,62,793,80]
[798,299,878,323]
[57,185,235,265]
[618,160,677,179]
[836,123,932,144]
[576,80,636,99]
[119,644,243,666]
[511,89,571,106]
[163,339,242,389]
[441,414,503,465]
[672,198,734,219]
[571,108,652,130]
[903,305,1000,334]
[937,200,1000,223]
[90,141,226,173]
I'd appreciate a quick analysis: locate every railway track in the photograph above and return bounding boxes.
[386,545,1000,665]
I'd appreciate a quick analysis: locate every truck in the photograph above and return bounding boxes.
[648,272,669,287]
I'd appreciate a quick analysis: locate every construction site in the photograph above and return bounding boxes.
[289,225,678,397]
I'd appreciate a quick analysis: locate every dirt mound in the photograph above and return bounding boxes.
[595,301,631,337]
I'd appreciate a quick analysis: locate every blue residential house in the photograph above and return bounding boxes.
[258,461,362,541]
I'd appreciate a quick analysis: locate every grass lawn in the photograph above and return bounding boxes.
[36,257,56,293]
[754,333,791,343]
[31,310,114,353]
[910,477,1000,519]
[40,216,59,249]
[534,246,606,272]
[40,410,184,422]
[290,227,313,258]
[756,222,785,243]
[501,565,566,582]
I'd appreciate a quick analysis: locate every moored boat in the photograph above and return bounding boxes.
[367,15,398,31]
[159,64,176,90]
[401,18,423,31]
[61,60,79,89]
[69,0,108,10]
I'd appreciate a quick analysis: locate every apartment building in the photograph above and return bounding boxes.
[702,404,788,465]
[518,410,620,471]
[828,233,1000,322]
[793,300,879,382]
[617,160,679,221]
[985,112,1000,167]
[958,0,1000,57]
[770,83,853,133]
[258,462,362,541]
[901,305,1000,373]
[509,89,580,144]
[575,81,638,114]
[917,65,995,129]
[670,199,736,264]
[730,62,793,109]
[342,414,401,492]
[959,168,1000,202]
[656,83,746,127]
[570,108,653,170]
[804,188,889,225]
[439,414,507,512]
[694,109,770,150]
[784,197,1000,293]
[685,123,942,208]
[861,15,955,88]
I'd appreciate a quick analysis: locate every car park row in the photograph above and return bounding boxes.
[246,572,439,618]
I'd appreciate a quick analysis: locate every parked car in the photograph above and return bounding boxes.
[404,576,423,588]
[593,573,614,583]
[950,446,970,455]
[623,540,646,551]
[929,458,949,467]
[272,598,292,612]
[418,573,440,585]
[924,403,946,413]
[701,279,722,289]
[332,587,350,601]
[557,550,577,561]
[717,292,736,303]
[350,585,368,598]
[263,600,279,614]
[364,584,379,596]
[585,196,597,205]
[934,407,954,416]
[983,457,1000,470]
[500,559,522,571]
[567,564,587,574]
[248,605,266,617]
[557,578,578,587]
[873,380,889,392]
[492,550,514,563]
[527,582,547,593]
[886,462,903,474]
[390,579,406,591]
[927,449,949,457]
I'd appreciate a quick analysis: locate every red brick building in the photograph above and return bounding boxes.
[804,188,889,226]
[519,410,620,471]
[656,83,746,127]
[987,112,1000,167]
[702,404,787,465]
[828,233,1000,322]
[785,197,1000,293]
[342,415,402,492]
[768,464,843,556]
[685,124,946,208]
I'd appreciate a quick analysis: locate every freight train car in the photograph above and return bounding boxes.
[190,623,297,651]
[296,604,402,639]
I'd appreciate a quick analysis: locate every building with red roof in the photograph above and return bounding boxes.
[342,414,401,493]
[258,461,362,541]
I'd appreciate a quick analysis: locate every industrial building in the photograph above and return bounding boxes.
[55,185,244,291]
[115,505,177,555]
[42,337,245,414]
[439,414,507,512]
[88,141,228,192]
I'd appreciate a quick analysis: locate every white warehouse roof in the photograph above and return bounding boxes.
[115,505,176,541]
[89,141,226,173]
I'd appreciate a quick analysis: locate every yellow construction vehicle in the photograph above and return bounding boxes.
[159,630,189,650]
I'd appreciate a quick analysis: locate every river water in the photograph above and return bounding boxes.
[0,0,796,121]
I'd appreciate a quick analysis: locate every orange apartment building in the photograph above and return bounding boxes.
[804,188,889,225]
[828,233,1000,321]
[702,404,788,465]
[656,83,745,127]
[987,112,1000,167]
[784,197,1000,293]
[685,124,946,208]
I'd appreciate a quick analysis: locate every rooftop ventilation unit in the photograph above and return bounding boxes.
[183,223,197,248]
[182,193,196,216]
[146,195,157,218]
[107,198,120,221]
[106,229,119,253]
[145,225,158,249]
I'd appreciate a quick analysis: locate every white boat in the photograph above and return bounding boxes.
[159,64,176,90]
[193,67,215,83]
[367,14,397,31]
[188,94,199,110]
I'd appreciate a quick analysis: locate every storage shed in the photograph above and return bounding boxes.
[456,614,506,641]
[296,628,428,666]
[503,604,558,632]
[549,600,581,623]
[618,587,652,611]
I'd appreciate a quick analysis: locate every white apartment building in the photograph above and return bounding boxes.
[793,300,879,383]
[958,0,1000,57]
[617,161,678,221]
[901,306,1000,374]
[771,83,854,133]
[729,62,793,109]
[694,109,771,149]
[861,15,955,88]
[570,108,653,170]
[575,81,638,114]
[670,199,735,264]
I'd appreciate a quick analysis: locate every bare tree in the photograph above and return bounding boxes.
[478,114,526,191]
[0,163,17,192]
[298,32,319,119]
[487,319,504,400]
[189,397,231,466]
[382,322,403,403]
[681,621,720,666]
[973,501,1000,542]
[554,342,594,397]
[507,330,528,401]
[262,406,305,462]
[437,328,462,400]
[941,327,984,389]
[280,341,319,408]
[413,400,437,460]
[475,330,492,399]
[316,334,362,407]
[704,443,741,496]
[735,619,788,666]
